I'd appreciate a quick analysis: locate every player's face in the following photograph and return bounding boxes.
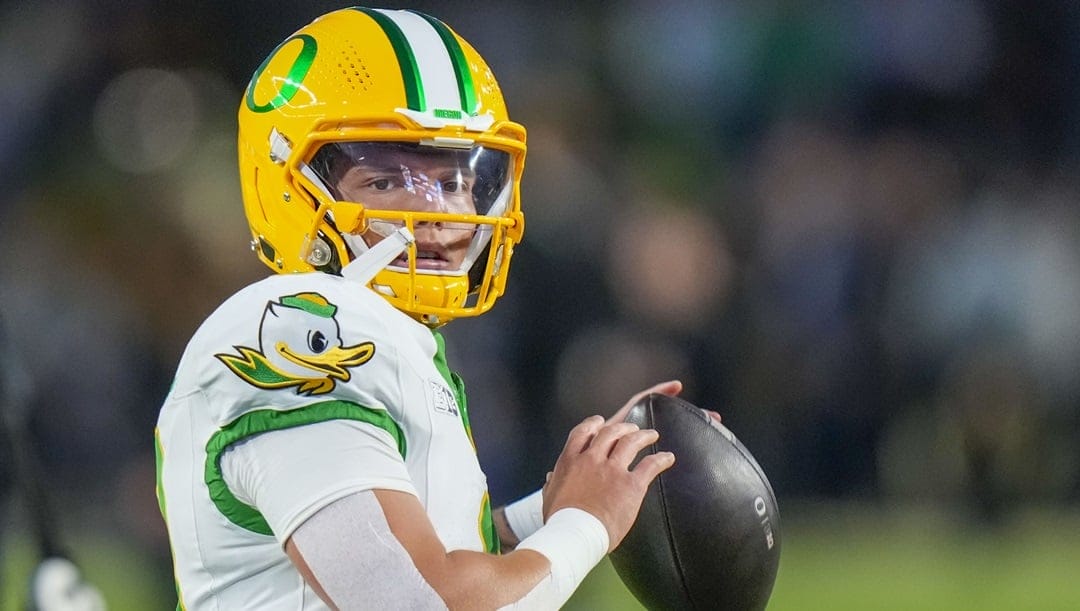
[335,149,478,271]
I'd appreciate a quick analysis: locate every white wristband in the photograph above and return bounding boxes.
[504,508,609,610]
[503,489,544,542]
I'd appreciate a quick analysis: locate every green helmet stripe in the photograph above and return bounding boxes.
[410,11,477,114]
[354,7,426,111]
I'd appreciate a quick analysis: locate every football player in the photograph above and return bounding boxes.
[155,7,681,609]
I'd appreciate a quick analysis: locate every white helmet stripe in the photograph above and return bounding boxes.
[373,9,462,113]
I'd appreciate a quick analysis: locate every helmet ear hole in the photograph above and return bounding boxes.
[255,236,285,270]
[257,237,277,263]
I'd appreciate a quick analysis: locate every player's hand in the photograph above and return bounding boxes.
[607,380,721,425]
[607,380,683,424]
[542,415,675,552]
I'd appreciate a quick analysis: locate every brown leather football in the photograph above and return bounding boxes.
[611,393,782,611]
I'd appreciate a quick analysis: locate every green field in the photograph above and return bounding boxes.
[5,502,1080,609]
[568,502,1080,611]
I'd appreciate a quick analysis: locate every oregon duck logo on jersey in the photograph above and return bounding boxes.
[216,292,374,395]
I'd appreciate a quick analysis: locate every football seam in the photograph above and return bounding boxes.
[651,401,698,611]
[676,398,781,519]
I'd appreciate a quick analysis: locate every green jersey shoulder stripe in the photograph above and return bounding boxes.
[203,400,406,536]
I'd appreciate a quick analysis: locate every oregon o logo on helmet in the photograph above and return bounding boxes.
[245,34,318,113]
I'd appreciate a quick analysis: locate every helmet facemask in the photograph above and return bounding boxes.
[302,139,517,325]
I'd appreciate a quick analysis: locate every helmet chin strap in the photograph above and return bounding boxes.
[341,227,415,285]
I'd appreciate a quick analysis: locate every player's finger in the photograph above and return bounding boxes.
[608,380,684,424]
[563,415,604,454]
[651,380,684,397]
[588,421,641,455]
[630,451,676,482]
[702,409,722,424]
[609,428,660,466]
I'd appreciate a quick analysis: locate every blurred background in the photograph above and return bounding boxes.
[3,0,1080,609]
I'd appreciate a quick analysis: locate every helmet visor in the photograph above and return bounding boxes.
[309,141,513,274]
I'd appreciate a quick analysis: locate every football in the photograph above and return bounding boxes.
[610,393,782,611]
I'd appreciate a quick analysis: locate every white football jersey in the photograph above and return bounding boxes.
[155,272,497,610]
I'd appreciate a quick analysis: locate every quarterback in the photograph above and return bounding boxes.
[155,7,680,610]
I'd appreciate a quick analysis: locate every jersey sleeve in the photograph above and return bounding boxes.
[220,418,419,544]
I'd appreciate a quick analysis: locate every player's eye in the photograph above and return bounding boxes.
[441,177,471,194]
[308,330,328,352]
[369,178,392,191]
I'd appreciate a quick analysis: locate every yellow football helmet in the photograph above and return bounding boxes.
[238,7,526,326]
